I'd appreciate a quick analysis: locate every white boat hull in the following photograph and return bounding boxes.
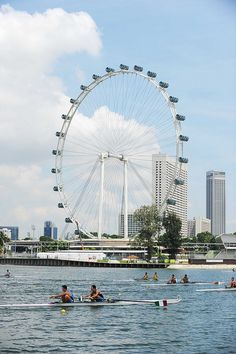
[196,288,236,292]
[0,298,181,309]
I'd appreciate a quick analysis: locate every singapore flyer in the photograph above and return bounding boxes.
[52,64,188,239]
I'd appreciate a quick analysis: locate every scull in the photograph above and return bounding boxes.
[196,287,236,293]
[144,281,224,286]
[0,297,181,309]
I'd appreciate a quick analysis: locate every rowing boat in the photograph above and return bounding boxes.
[0,297,181,309]
[144,281,225,286]
[196,288,236,293]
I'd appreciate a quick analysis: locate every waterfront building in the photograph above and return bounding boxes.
[118,212,141,237]
[206,171,225,235]
[44,221,58,240]
[0,226,19,240]
[152,154,188,236]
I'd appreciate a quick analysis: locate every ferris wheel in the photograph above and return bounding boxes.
[52,64,188,239]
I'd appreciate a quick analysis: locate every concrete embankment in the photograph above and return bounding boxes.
[0,257,166,268]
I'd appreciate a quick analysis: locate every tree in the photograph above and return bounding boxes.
[196,232,215,244]
[0,231,10,254]
[39,236,53,242]
[133,205,162,261]
[161,212,182,259]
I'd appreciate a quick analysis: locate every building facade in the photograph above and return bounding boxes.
[187,220,195,237]
[152,154,188,236]
[0,226,19,240]
[187,217,211,237]
[195,217,211,235]
[118,213,141,237]
[206,171,225,235]
[44,221,58,240]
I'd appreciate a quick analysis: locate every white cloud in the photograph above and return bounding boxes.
[0,5,102,237]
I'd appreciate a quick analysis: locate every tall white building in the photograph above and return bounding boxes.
[118,213,141,237]
[206,171,225,235]
[152,154,188,236]
[188,217,211,237]
[195,217,211,235]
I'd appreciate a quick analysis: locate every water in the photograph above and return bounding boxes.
[0,265,235,353]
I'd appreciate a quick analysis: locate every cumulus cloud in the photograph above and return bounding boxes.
[0,5,102,237]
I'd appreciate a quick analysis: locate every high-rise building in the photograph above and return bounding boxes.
[44,221,58,240]
[152,154,188,236]
[195,217,211,235]
[206,171,225,235]
[0,226,19,240]
[187,220,195,237]
[118,213,141,237]
[187,217,211,237]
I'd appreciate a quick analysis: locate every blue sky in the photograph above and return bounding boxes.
[0,0,235,237]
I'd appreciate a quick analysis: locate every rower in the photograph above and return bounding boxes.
[167,274,177,284]
[152,272,158,281]
[180,274,189,283]
[229,277,236,288]
[50,285,74,303]
[143,272,149,280]
[5,269,11,278]
[83,284,104,302]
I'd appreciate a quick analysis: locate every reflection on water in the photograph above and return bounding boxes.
[0,266,235,353]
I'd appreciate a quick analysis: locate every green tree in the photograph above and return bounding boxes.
[39,236,53,242]
[0,231,10,254]
[133,205,162,261]
[161,212,182,259]
[196,232,215,243]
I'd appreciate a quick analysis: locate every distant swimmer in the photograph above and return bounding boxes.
[143,272,149,280]
[4,270,11,278]
[167,274,177,284]
[233,268,235,272]
[82,284,104,302]
[50,285,74,303]
[180,274,189,284]
[152,272,158,281]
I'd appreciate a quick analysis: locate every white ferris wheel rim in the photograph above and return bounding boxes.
[53,67,185,238]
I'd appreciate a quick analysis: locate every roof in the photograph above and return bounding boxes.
[220,234,236,249]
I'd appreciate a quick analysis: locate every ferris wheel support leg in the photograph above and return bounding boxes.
[98,158,105,240]
[124,159,128,240]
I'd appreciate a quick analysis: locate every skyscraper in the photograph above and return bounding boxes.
[44,221,58,240]
[118,212,141,237]
[206,171,225,235]
[152,154,188,236]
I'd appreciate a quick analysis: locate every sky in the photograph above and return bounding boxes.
[0,0,235,238]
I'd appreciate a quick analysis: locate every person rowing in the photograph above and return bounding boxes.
[82,284,105,302]
[229,277,236,288]
[180,274,189,283]
[5,269,11,278]
[50,285,74,303]
[143,272,149,280]
[152,272,158,281]
[167,274,177,284]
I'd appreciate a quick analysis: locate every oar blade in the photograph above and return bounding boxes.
[155,299,168,307]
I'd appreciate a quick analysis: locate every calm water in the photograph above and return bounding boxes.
[0,265,235,354]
